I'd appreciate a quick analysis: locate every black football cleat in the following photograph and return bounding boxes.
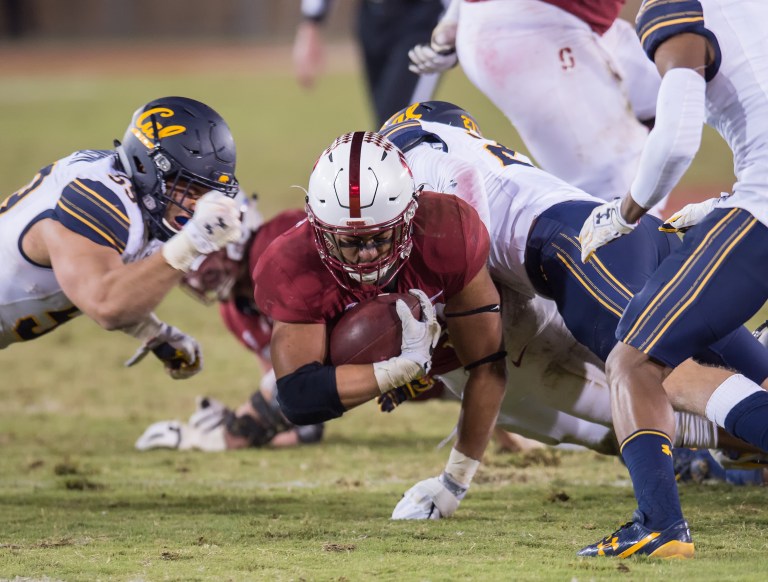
[578,513,694,559]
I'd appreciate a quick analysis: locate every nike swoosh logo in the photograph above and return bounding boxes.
[510,346,527,368]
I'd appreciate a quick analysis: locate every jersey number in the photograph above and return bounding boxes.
[14,305,80,341]
[484,143,532,168]
[0,163,54,216]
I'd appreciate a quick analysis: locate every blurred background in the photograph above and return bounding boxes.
[0,0,733,218]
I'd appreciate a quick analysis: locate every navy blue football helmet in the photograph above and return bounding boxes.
[116,96,239,241]
[380,101,483,136]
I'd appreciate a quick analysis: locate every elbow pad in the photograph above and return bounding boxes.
[630,68,706,210]
[276,362,345,425]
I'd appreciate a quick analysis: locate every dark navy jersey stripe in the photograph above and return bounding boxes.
[53,179,130,253]
[636,0,721,80]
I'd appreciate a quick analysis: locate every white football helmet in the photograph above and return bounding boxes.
[306,131,419,291]
[181,189,263,303]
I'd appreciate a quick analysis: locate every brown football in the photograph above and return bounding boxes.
[329,293,422,366]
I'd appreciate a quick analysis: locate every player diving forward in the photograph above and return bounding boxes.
[253,131,507,520]
[0,96,242,378]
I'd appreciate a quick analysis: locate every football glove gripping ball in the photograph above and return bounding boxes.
[373,289,441,392]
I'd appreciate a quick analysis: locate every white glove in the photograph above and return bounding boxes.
[125,323,203,379]
[162,191,242,272]
[188,395,230,432]
[135,420,226,452]
[408,43,458,75]
[660,194,729,233]
[373,289,441,392]
[579,198,637,263]
[391,472,467,520]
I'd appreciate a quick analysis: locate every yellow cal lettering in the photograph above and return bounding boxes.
[135,107,186,143]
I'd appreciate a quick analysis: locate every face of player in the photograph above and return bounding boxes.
[335,229,394,266]
[163,179,209,232]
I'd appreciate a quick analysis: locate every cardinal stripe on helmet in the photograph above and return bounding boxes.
[348,131,364,218]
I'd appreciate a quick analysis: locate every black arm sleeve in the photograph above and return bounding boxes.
[275,362,346,425]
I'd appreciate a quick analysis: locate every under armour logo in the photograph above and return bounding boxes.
[595,209,612,224]
[661,444,672,457]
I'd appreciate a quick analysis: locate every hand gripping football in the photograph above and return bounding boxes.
[330,293,422,366]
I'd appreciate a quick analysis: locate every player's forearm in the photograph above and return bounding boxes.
[454,365,506,460]
[82,253,183,329]
[335,364,381,408]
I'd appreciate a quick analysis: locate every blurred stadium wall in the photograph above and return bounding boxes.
[0,0,352,40]
[0,0,643,40]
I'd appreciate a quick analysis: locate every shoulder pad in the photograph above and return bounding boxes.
[54,178,131,253]
[636,0,721,80]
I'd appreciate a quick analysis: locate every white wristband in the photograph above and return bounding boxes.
[444,447,480,487]
[162,230,201,272]
[372,357,423,394]
[119,312,164,342]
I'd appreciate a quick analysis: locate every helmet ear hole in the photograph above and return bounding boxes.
[132,157,146,175]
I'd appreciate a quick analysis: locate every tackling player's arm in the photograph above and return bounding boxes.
[32,219,181,329]
[579,1,715,262]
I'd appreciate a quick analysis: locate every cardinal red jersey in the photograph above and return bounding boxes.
[253,192,490,326]
[218,208,307,362]
[542,0,624,34]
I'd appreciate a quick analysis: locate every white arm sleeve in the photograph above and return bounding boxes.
[629,68,706,210]
[440,0,461,24]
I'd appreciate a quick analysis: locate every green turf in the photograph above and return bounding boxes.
[0,44,762,581]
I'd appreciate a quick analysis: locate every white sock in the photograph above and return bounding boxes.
[704,374,762,428]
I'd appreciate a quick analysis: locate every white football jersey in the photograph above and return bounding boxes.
[393,120,598,297]
[696,0,768,225]
[0,150,158,348]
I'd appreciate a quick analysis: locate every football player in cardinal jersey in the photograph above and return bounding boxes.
[0,96,242,379]
[253,131,507,520]
[134,205,325,452]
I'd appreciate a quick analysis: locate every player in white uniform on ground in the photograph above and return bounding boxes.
[407,0,662,205]
[0,96,242,378]
[578,0,768,558]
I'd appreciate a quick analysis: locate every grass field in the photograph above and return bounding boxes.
[1,41,765,581]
